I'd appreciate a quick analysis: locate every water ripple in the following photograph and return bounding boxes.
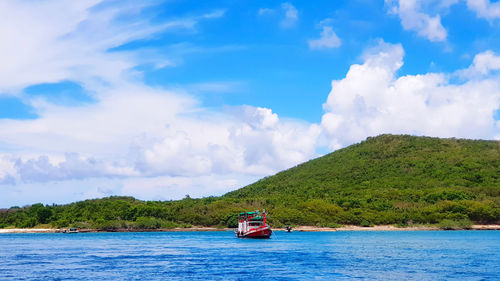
[0,231,499,280]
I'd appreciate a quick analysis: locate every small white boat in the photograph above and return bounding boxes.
[63,227,79,234]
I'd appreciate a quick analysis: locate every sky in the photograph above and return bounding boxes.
[0,0,499,207]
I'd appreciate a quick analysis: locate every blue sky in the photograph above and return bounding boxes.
[119,0,500,121]
[0,0,499,207]
[5,0,499,122]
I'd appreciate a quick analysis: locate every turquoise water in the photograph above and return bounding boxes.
[0,231,499,280]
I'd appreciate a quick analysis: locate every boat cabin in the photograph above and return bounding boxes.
[236,210,272,238]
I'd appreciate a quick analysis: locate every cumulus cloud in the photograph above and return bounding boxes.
[457,50,500,78]
[1,82,320,184]
[13,153,136,183]
[0,0,320,205]
[308,22,342,49]
[320,40,500,149]
[1,1,499,208]
[0,102,320,207]
[133,105,320,178]
[386,0,450,42]
[467,0,500,21]
[0,1,323,205]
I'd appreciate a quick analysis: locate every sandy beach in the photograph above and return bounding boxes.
[278,225,500,231]
[0,228,55,233]
[1,225,499,233]
[0,227,226,233]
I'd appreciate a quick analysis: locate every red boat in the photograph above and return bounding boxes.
[236,210,272,239]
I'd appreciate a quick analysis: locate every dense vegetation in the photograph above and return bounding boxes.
[1,135,499,230]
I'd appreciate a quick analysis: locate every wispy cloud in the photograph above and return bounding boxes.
[0,0,221,95]
[186,81,246,94]
[258,8,274,16]
[308,19,341,49]
[467,0,500,22]
[280,2,298,28]
[258,2,298,28]
[385,0,452,42]
[1,1,499,208]
[200,9,226,19]
[0,0,321,206]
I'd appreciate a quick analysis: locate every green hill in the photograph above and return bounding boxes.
[1,134,499,229]
[224,134,499,226]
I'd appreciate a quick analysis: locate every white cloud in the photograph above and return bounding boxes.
[467,0,500,21]
[0,0,211,95]
[0,0,319,206]
[320,40,500,149]
[457,50,500,78]
[258,8,274,16]
[1,1,499,208]
[234,106,279,129]
[0,1,323,206]
[1,80,320,181]
[280,2,298,28]
[0,100,321,205]
[308,25,342,49]
[0,156,16,185]
[201,9,226,19]
[133,105,320,178]
[186,81,245,94]
[257,2,298,28]
[386,0,450,42]
[13,153,135,183]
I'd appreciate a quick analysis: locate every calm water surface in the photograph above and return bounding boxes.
[0,231,499,280]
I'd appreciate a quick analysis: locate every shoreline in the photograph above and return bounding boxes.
[288,225,500,231]
[1,224,499,233]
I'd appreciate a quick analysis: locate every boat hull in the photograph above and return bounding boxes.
[236,227,272,239]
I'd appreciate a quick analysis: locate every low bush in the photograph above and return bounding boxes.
[160,220,179,229]
[360,220,373,227]
[93,219,126,231]
[134,217,161,229]
[438,219,473,230]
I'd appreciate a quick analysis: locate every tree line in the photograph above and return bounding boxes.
[1,135,498,230]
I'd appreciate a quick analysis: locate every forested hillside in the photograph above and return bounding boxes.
[1,135,499,229]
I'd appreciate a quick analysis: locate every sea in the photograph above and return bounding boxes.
[0,231,499,280]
